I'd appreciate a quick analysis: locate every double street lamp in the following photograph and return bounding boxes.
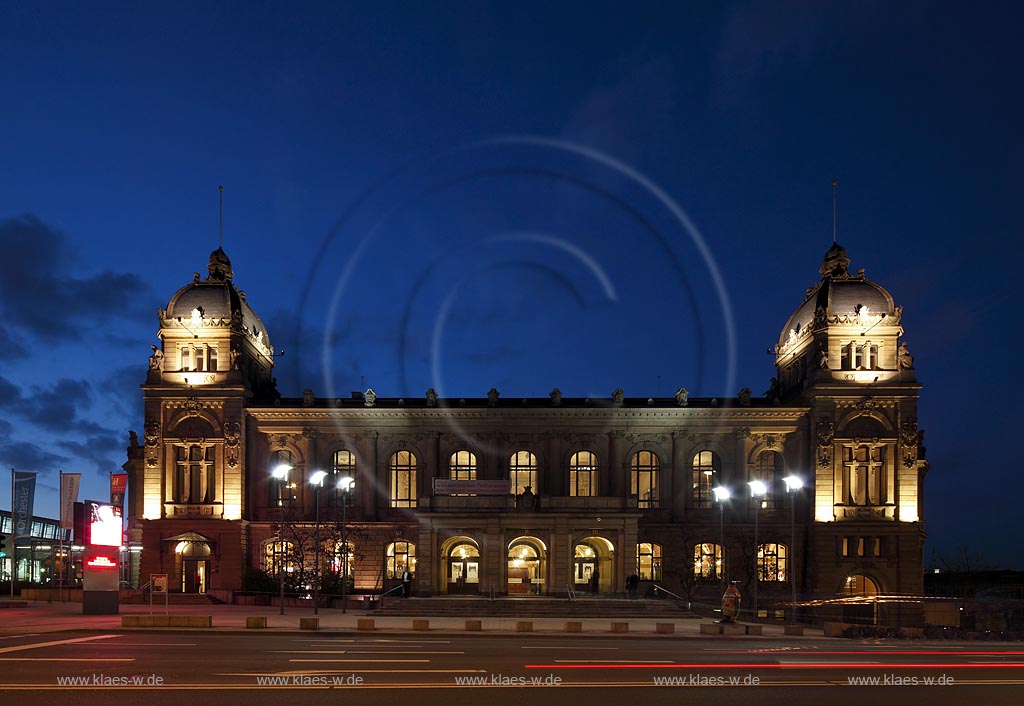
[270,463,293,615]
[783,475,804,622]
[747,479,768,620]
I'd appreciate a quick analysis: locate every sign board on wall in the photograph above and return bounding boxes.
[431,479,511,496]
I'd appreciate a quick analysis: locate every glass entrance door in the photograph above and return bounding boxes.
[182,559,208,593]
[446,543,479,594]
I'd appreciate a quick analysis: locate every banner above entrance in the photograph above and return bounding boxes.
[432,479,510,496]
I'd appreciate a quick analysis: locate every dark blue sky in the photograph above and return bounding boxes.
[0,2,1019,567]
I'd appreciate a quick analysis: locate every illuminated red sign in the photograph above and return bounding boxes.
[86,556,118,569]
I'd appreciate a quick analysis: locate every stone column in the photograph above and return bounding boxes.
[608,430,624,498]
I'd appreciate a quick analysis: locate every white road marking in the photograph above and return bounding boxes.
[0,634,121,654]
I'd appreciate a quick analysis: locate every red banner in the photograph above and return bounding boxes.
[110,473,128,510]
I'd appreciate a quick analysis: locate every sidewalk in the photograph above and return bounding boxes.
[0,600,825,638]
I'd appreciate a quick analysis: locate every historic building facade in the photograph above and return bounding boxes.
[125,243,928,608]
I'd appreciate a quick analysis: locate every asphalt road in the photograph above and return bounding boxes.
[0,631,1021,705]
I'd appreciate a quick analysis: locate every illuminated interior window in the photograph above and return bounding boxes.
[386,541,416,579]
[509,450,538,495]
[636,542,662,581]
[329,540,355,577]
[694,543,724,581]
[630,451,660,509]
[692,450,719,509]
[262,539,295,574]
[389,451,417,508]
[330,450,356,506]
[179,343,219,372]
[569,451,598,497]
[758,543,788,582]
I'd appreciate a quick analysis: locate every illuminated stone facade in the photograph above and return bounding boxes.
[125,245,928,608]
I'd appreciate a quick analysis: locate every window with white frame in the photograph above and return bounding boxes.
[630,451,660,509]
[569,451,598,497]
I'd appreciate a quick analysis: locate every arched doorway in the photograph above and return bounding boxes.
[176,540,211,593]
[507,537,547,596]
[841,573,881,624]
[443,538,480,594]
[573,536,614,595]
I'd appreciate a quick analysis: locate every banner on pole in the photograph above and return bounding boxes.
[110,473,128,510]
[60,473,81,529]
[13,471,37,545]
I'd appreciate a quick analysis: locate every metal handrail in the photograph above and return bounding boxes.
[651,584,689,606]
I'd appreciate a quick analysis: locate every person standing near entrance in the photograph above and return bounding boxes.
[402,568,412,597]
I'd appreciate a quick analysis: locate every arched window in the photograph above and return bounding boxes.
[448,450,477,481]
[268,449,295,507]
[330,450,356,506]
[694,543,724,581]
[754,451,783,510]
[262,539,295,574]
[389,451,418,508]
[510,451,538,495]
[329,540,355,578]
[636,542,662,581]
[630,451,660,509]
[692,450,719,509]
[569,451,598,497]
[386,541,416,579]
[758,543,788,582]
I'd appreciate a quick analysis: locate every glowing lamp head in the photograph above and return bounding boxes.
[337,476,355,493]
[783,475,804,492]
[271,464,292,480]
[712,486,731,502]
[748,479,768,497]
[309,470,328,487]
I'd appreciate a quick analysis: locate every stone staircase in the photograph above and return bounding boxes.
[375,596,699,619]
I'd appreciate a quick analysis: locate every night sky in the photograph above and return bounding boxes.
[0,3,1019,568]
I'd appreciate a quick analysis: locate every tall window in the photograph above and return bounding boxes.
[448,450,477,481]
[636,542,662,581]
[174,445,215,503]
[330,450,356,506]
[569,451,599,497]
[694,543,724,581]
[630,451,660,508]
[386,541,416,579]
[389,451,418,508]
[330,540,355,578]
[758,543,788,582]
[753,451,783,510]
[842,444,885,505]
[691,450,719,509]
[269,449,295,507]
[509,450,538,495]
[262,539,295,574]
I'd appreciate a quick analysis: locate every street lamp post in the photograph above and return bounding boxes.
[783,475,804,623]
[748,479,767,621]
[310,470,328,615]
[337,476,354,614]
[712,486,730,591]
[271,463,293,616]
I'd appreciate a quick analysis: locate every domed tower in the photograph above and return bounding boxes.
[779,244,927,601]
[127,248,277,593]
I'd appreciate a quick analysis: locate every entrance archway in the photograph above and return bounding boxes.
[175,540,211,593]
[442,537,480,594]
[573,536,614,595]
[841,573,881,624]
[507,537,547,595]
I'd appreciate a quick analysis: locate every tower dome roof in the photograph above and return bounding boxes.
[779,244,896,347]
[163,249,271,349]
